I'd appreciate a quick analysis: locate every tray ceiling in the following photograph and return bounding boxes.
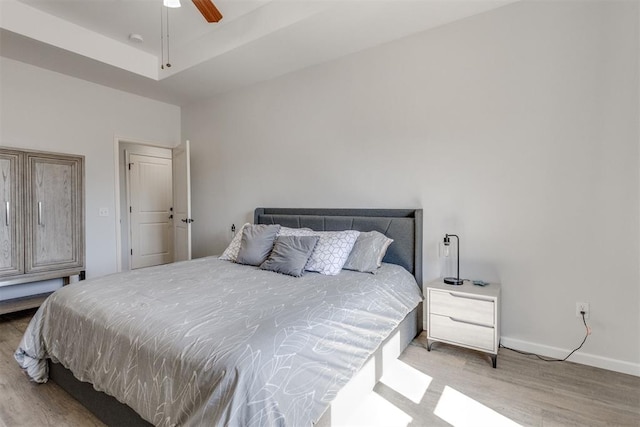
[1,0,516,105]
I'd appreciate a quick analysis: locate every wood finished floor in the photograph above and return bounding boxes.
[1,309,638,426]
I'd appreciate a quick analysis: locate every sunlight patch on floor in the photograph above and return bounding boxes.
[434,386,521,427]
[380,359,432,403]
[337,391,413,427]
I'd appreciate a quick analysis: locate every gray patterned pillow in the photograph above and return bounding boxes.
[343,231,394,273]
[260,235,320,277]
[236,224,281,266]
[219,223,250,261]
[305,230,360,275]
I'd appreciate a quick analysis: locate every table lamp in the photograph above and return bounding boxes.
[443,234,463,285]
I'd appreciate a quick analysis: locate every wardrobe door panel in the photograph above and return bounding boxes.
[26,154,84,273]
[0,150,23,278]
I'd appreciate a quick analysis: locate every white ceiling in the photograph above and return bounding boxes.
[0,0,516,105]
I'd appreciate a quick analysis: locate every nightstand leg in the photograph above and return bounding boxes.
[491,354,497,369]
[426,340,432,351]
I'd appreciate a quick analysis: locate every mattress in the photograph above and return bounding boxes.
[15,257,422,427]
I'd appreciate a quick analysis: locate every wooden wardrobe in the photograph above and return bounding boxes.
[0,147,85,314]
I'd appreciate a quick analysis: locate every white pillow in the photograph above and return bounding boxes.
[304,230,360,276]
[219,223,251,261]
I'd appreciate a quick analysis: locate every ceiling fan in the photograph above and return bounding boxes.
[164,0,223,23]
[159,0,221,69]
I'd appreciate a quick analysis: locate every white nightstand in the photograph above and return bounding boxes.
[426,279,501,368]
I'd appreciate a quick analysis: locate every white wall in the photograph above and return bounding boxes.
[0,57,180,296]
[182,1,639,374]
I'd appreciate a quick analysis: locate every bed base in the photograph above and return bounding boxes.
[50,361,151,426]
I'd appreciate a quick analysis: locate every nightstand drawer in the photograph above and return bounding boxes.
[429,289,494,326]
[429,313,495,352]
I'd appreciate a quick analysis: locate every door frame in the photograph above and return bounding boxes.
[113,137,175,272]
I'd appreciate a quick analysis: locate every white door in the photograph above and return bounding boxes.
[128,153,173,269]
[173,141,192,261]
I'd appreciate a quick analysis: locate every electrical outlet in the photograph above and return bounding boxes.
[99,208,109,217]
[576,302,590,319]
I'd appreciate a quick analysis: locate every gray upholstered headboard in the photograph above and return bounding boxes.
[254,208,423,289]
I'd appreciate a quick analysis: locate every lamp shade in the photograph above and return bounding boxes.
[163,0,181,8]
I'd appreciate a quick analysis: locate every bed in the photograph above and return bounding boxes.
[15,208,423,426]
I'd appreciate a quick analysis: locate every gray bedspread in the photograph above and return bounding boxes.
[15,257,422,427]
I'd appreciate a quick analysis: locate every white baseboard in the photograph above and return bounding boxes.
[500,336,640,377]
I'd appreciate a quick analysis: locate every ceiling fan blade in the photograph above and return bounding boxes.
[192,0,223,23]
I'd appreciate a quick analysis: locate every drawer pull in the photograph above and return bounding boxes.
[4,201,8,226]
[448,316,493,328]
[448,292,493,303]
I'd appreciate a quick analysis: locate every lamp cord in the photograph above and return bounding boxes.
[166,6,171,67]
[499,312,591,362]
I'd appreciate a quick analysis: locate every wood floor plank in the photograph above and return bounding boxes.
[0,311,104,427]
[1,311,639,427]
[400,334,639,426]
